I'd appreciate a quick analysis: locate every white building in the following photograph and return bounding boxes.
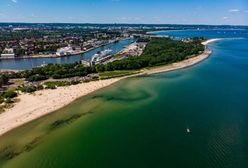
[56,46,74,57]
[1,48,16,58]
[3,48,14,54]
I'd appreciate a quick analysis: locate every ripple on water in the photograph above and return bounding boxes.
[207,123,241,168]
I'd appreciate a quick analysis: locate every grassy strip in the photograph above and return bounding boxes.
[98,70,139,80]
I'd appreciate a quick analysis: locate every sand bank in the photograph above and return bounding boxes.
[0,39,218,136]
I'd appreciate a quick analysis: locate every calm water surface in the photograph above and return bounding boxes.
[0,39,132,70]
[0,30,247,168]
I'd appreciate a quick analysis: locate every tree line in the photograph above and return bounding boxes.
[2,38,205,82]
[95,37,204,72]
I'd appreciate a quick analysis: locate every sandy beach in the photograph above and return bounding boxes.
[201,38,221,45]
[0,39,219,136]
[142,49,212,75]
[0,78,123,136]
[140,39,220,75]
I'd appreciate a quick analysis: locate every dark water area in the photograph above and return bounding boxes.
[0,39,132,70]
[0,30,248,168]
[154,29,248,39]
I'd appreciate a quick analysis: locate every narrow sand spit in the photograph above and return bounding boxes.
[0,39,219,136]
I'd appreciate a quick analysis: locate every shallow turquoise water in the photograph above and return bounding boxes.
[0,30,248,168]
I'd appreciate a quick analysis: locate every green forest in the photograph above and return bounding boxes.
[96,38,204,72]
[0,37,205,107]
[3,38,205,82]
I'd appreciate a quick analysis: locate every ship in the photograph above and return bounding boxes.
[56,46,74,57]
[90,49,113,66]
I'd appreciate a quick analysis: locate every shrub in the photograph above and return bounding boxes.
[20,85,43,93]
[0,75,9,87]
[2,91,17,99]
[27,75,48,82]
[71,80,80,85]
[45,85,56,89]
[4,98,13,104]
[0,97,4,104]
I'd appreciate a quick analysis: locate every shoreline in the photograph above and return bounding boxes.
[0,47,90,60]
[138,39,219,75]
[0,38,219,137]
[147,28,248,35]
[0,38,131,61]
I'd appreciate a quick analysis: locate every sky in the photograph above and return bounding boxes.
[0,0,247,25]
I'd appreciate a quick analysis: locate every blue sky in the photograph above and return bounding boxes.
[0,0,247,25]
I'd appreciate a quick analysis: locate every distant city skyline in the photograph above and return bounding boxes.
[0,0,247,25]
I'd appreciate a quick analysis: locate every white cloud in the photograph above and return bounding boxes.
[222,16,230,20]
[11,0,17,3]
[229,9,240,12]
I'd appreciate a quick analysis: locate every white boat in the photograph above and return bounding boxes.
[37,61,47,68]
[91,49,113,65]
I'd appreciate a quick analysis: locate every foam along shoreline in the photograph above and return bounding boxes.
[0,39,219,137]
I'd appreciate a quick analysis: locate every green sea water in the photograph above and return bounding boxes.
[0,32,248,168]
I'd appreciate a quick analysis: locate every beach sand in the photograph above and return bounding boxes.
[0,39,218,136]
[201,38,221,45]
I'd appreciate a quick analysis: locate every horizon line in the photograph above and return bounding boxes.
[0,22,247,27]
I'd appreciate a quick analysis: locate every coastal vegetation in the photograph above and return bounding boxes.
[20,85,44,93]
[0,75,18,109]
[0,75,9,87]
[98,70,138,79]
[19,81,81,93]
[24,63,96,81]
[1,91,17,99]
[0,37,205,112]
[43,81,81,89]
[21,38,203,81]
[0,90,17,112]
[2,38,204,82]
[95,38,204,71]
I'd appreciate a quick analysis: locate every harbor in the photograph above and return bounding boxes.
[1,35,248,168]
[0,39,133,70]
